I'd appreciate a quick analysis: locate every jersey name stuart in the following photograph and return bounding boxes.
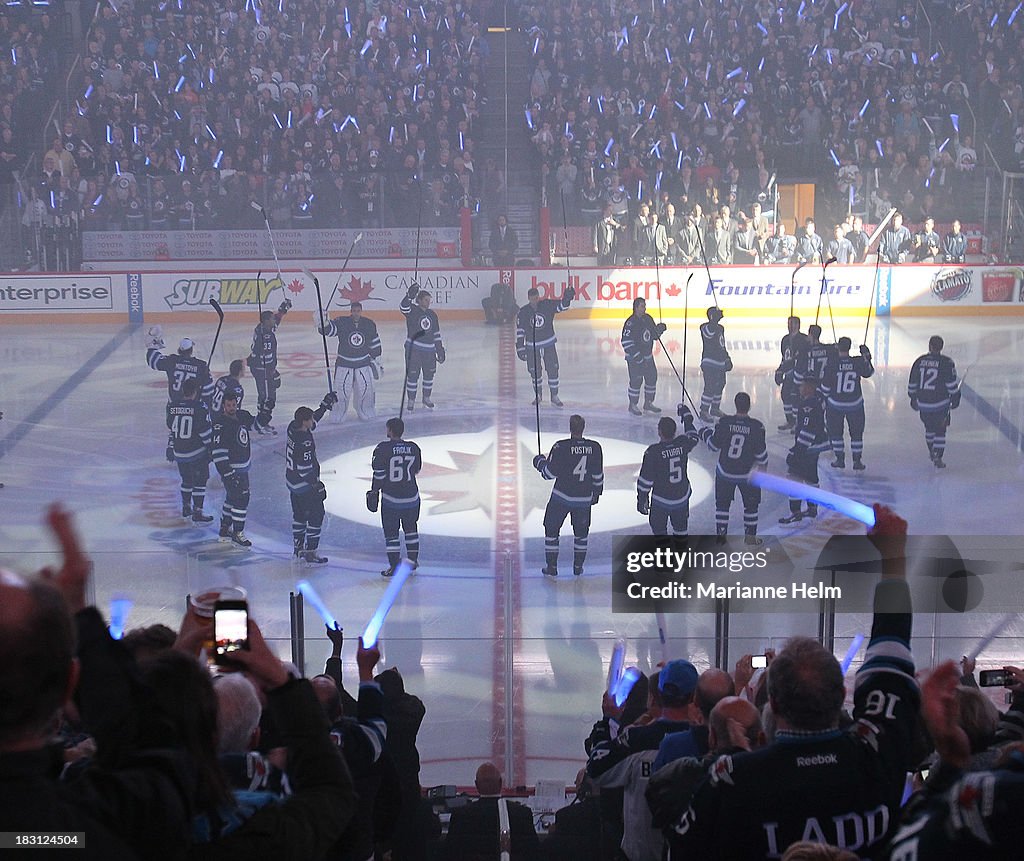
[638,435,697,507]
[372,440,422,507]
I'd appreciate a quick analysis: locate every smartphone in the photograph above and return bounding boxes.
[751,655,768,669]
[979,669,1012,687]
[213,600,249,664]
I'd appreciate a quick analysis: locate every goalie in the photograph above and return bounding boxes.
[315,300,383,421]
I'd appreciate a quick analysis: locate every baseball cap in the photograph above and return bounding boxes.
[179,337,194,351]
[659,659,698,696]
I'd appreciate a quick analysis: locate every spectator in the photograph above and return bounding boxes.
[795,218,824,264]
[914,216,943,263]
[943,219,967,263]
[490,214,519,267]
[880,212,913,263]
[765,222,796,264]
[444,763,540,860]
[827,225,856,264]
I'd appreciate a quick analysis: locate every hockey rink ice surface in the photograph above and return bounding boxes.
[1,313,1023,786]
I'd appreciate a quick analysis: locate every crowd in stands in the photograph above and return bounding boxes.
[21,0,491,233]
[522,0,1018,234]
[6,502,1024,859]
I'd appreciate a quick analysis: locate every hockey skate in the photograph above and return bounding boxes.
[933,456,946,469]
[531,395,541,406]
[182,505,193,519]
[778,511,804,524]
[381,566,394,578]
[852,459,866,471]
[744,534,763,546]
[230,532,252,548]
[218,525,232,542]
[542,566,558,577]
[643,402,661,413]
[422,397,435,409]
[550,395,564,407]
[699,411,714,423]
[628,404,643,416]
[709,406,724,417]
[406,399,415,412]
[831,456,846,469]
[192,511,214,524]
[303,550,328,564]
[573,565,584,577]
[777,419,795,431]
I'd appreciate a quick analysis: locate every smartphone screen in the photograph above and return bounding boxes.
[751,655,768,669]
[214,602,249,662]
[979,669,1010,687]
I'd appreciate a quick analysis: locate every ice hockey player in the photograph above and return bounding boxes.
[821,337,873,470]
[774,317,808,432]
[908,335,959,469]
[699,307,732,421]
[212,359,246,415]
[147,328,214,460]
[516,285,574,407]
[166,378,213,524]
[368,417,423,577]
[316,300,383,421]
[248,297,292,434]
[533,414,604,577]
[211,391,256,547]
[779,377,829,524]
[798,324,836,387]
[699,392,768,544]
[286,391,338,563]
[621,297,668,416]
[399,284,445,411]
[636,409,699,537]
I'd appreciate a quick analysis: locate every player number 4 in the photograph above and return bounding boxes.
[573,456,588,481]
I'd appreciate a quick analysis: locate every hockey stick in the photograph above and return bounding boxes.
[251,201,284,281]
[863,251,883,345]
[253,269,271,426]
[560,189,573,305]
[816,256,838,340]
[654,241,663,324]
[532,312,541,455]
[693,225,720,309]
[326,231,364,308]
[305,269,334,394]
[790,260,808,319]
[412,178,424,291]
[207,298,224,365]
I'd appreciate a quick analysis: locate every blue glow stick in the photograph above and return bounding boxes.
[950,113,959,133]
[840,633,865,673]
[525,109,534,130]
[84,84,94,99]
[614,667,642,707]
[726,66,743,80]
[674,100,685,112]
[756,22,767,36]
[758,56,765,71]
[665,47,671,63]
[875,139,884,157]
[213,149,224,168]
[656,610,669,663]
[109,596,132,640]
[733,99,746,117]
[174,75,185,93]
[749,471,876,526]
[362,560,413,648]
[938,137,950,152]
[1011,3,1022,25]
[298,579,338,628]
[860,99,870,118]
[607,638,626,693]
[830,148,841,167]
[990,13,998,28]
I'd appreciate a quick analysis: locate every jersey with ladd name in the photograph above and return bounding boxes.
[212,374,245,414]
[621,313,663,362]
[699,321,729,368]
[705,415,768,481]
[166,397,212,462]
[286,416,321,494]
[795,392,829,451]
[908,353,958,411]
[637,432,699,509]
[777,332,809,383]
[797,342,837,384]
[324,316,382,368]
[540,437,604,508]
[371,439,423,508]
[250,319,281,369]
[399,296,443,353]
[669,579,919,860]
[515,294,571,352]
[148,349,215,400]
[821,354,874,410]
[211,410,254,475]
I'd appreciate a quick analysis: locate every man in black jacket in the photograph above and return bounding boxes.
[444,763,540,860]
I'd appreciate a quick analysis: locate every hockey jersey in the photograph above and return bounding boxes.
[776,331,809,385]
[908,353,958,412]
[822,353,874,411]
[212,374,245,414]
[702,415,768,481]
[249,313,283,370]
[371,438,423,509]
[323,316,382,368]
[285,404,328,494]
[700,321,730,369]
[148,348,215,400]
[399,296,443,354]
[637,431,699,509]
[798,342,837,385]
[211,410,254,475]
[795,392,829,452]
[621,313,666,363]
[539,437,604,508]
[515,293,572,352]
[669,580,920,860]
[166,396,212,462]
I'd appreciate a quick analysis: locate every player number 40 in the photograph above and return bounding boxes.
[172,415,193,439]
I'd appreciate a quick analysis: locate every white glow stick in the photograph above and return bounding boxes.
[362,559,412,647]
[655,611,669,664]
[607,638,626,693]
[614,666,642,707]
[297,580,338,628]
[749,471,876,526]
[966,613,1017,662]
[108,596,132,640]
[840,633,865,674]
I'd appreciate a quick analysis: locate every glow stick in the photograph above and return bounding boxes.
[840,633,865,674]
[749,471,876,526]
[614,666,642,707]
[297,579,338,628]
[966,613,1017,662]
[109,596,132,640]
[362,559,413,648]
[656,611,669,664]
[607,638,626,693]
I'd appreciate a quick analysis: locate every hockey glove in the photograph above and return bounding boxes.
[406,282,420,300]
[859,344,871,359]
[950,389,962,410]
[532,455,547,473]
[315,480,328,502]
[273,370,282,389]
[366,490,380,512]
[677,403,695,426]
[435,345,446,364]
[563,285,575,302]
[591,492,602,506]
[774,368,785,385]
[910,396,919,412]
[313,310,328,331]
[321,392,339,410]
[517,348,527,362]
[655,322,667,337]
[637,494,651,516]
[698,426,714,443]
[278,298,292,314]
[724,356,734,372]
[146,325,165,350]
[370,360,382,380]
